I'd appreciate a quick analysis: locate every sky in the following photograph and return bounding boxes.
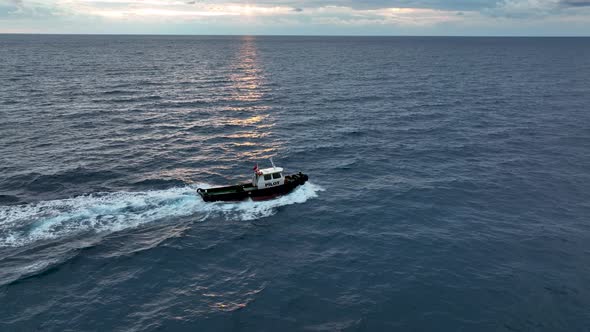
[0,0,589,35]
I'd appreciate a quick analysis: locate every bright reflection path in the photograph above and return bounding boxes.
[225,36,278,161]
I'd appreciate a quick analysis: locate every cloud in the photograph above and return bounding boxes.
[1,0,24,8]
[215,0,495,11]
[482,0,558,18]
[1,0,589,35]
[560,0,590,6]
[0,0,63,17]
[480,0,590,18]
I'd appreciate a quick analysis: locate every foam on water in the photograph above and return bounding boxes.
[0,183,323,248]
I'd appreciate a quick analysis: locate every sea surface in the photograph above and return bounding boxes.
[0,35,589,331]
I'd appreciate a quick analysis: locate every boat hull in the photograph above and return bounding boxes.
[197,173,309,202]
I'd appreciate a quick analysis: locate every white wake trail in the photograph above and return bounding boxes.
[0,183,323,248]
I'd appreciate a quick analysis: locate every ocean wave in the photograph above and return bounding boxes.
[0,183,323,248]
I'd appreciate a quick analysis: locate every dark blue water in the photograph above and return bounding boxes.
[1,35,589,331]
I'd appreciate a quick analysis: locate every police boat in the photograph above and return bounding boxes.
[197,160,309,202]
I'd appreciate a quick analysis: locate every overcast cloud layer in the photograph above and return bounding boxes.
[0,0,589,35]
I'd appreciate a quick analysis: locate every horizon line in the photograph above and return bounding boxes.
[1,33,589,38]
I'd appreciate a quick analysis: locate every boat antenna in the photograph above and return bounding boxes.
[270,157,275,168]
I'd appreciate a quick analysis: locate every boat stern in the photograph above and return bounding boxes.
[196,188,212,202]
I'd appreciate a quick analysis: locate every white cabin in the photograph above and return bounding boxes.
[252,166,284,188]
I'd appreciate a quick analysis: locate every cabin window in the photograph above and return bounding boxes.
[272,173,282,179]
[264,174,272,181]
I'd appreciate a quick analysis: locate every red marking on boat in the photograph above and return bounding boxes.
[251,193,281,201]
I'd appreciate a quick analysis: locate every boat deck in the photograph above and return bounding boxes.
[201,183,255,195]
